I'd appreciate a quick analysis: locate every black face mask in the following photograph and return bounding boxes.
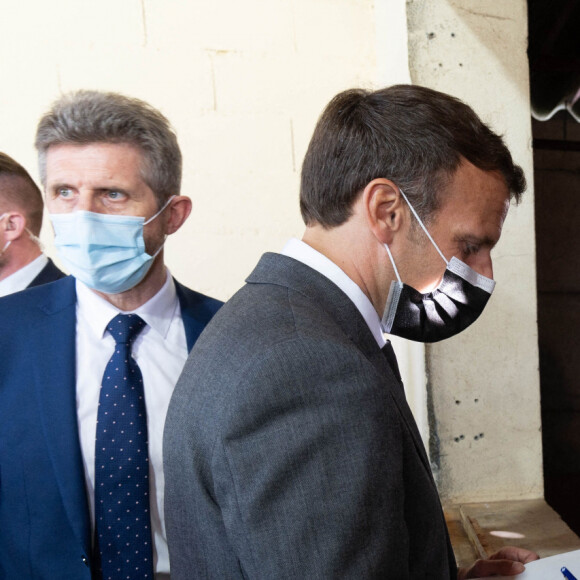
[381,255,495,343]
[380,190,495,343]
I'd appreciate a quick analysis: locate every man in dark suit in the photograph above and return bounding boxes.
[164,85,537,579]
[0,151,65,296]
[0,91,222,579]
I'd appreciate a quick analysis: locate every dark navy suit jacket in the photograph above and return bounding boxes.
[0,276,222,579]
[27,257,66,288]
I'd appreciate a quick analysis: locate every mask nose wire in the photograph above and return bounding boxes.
[399,189,448,266]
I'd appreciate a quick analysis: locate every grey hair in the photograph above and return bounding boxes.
[35,90,182,206]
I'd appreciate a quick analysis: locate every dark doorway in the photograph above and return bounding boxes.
[535,113,580,534]
[529,0,580,535]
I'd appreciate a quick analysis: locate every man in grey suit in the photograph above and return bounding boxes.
[164,85,537,579]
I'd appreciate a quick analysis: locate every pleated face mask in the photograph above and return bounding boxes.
[380,190,495,343]
[49,196,174,294]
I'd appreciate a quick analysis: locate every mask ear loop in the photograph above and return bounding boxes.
[399,189,448,266]
[0,213,45,252]
[0,240,10,255]
[0,214,11,255]
[26,229,44,251]
[382,243,404,333]
[143,195,176,226]
[384,243,402,284]
[143,195,176,258]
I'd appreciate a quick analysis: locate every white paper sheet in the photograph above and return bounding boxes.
[479,549,580,580]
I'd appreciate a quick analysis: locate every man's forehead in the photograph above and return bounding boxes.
[46,140,141,154]
[45,142,144,174]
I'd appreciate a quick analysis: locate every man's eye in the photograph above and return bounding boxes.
[107,191,126,200]
[57,187,74,198]
[463,243,480,256]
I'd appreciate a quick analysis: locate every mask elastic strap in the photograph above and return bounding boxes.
[26,228,44,250]
[0,214,9,255]
[399,189,448,266]
[0,214,44,251]
[381,243,405,334]
[144,195,176,225]
[384,243,402,284]
[150,235,167,259]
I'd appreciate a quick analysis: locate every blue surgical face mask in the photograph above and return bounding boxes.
[49,196,175,294]
[381,190,495,343]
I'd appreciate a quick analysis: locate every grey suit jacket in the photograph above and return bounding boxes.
[164,253,457,579]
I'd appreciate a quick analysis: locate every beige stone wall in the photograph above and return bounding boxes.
[0,0,542,502]
[0,0,395,300]
[407,0,543,502]
[0,0,426,437]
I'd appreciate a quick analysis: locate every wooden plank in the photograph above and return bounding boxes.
[444,505,479,569]
[445,498,580,568]
[459,506,490,560]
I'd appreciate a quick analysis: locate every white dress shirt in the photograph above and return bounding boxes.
[75,270,187,578]
[282,238,386,348]
[0,253,48,297]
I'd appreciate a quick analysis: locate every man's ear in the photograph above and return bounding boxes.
[2,212,27,241]
[362,179,406,244]
[165,196,192,235]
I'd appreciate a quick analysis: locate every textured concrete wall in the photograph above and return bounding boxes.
[407,0,543,502]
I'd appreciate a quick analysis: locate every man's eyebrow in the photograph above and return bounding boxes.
[454,233,499,248]
[95,187,130,194]
[47,182,74,192]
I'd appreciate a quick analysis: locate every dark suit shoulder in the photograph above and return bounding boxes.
[0,276,75,324]
[175,280,223,317]
[173,280,223,352]
[194,276,364,366]
[173,279,391,445]
[28,258,67,288]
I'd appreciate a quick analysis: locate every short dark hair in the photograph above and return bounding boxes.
[0,152,44,235]
[300,84,526,227]
[35,90,182,207]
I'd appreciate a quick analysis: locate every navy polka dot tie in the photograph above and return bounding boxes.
[94,314,154,580]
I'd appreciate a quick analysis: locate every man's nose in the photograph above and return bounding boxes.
[470,253,493,280]
[75,192,98,213]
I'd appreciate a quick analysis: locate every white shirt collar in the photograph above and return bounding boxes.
[281,238,386,347]
[75,268,179,340]
[0,254,49,297]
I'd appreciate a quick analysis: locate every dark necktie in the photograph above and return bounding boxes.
[382,340,403,385]
[94,314,154,580]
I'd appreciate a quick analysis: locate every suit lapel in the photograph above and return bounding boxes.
[31,278,91,557]
[175,281,199,352]
[175,280,222,352]
[368,347,435,481]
